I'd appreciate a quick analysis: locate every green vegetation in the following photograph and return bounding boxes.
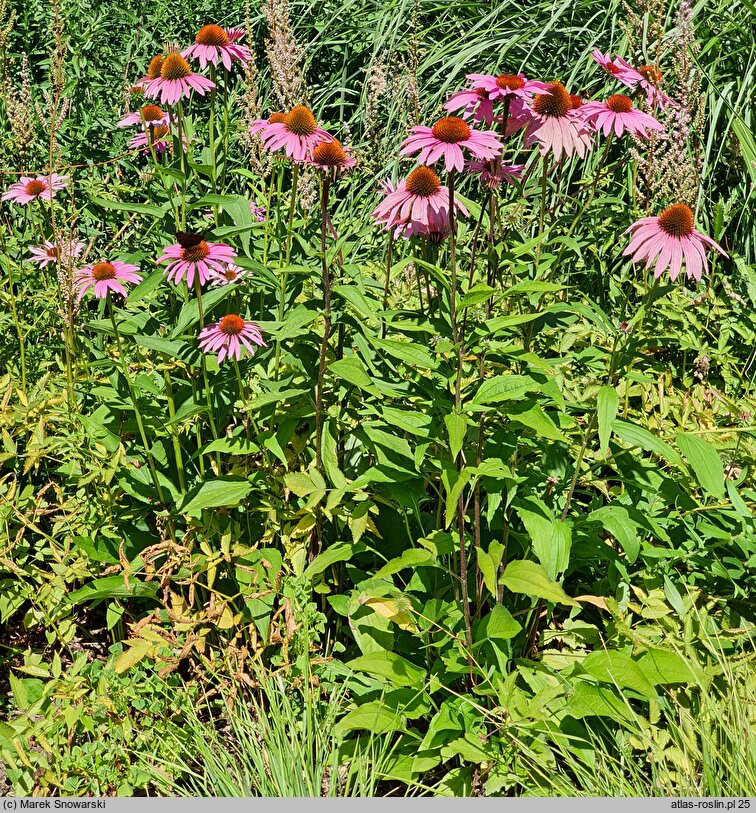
[0,0,754,797]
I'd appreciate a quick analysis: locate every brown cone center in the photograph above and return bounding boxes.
[196,24,229,46]
[24,180,47,196]
[161,54,191,81]
[532,81,570,118]
[639,65,662,85]
[147,55,164,80]
[607,94,633,113]
[405,166,441,197]
[268,112,287,124]
[181,240,211,262]
[92,262,117,280]
[219,314,245,335]
[658,204,694,237]
[431,116,471,143]
[284,106,317,136]
[495,74,525,91]
[313,139,348,166]
[141,104,164,123]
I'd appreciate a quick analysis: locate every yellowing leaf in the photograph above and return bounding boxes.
[360,596,417,631]
[114,639,154,674]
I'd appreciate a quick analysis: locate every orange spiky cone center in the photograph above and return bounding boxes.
[141,104,164,123]
[532,82,571,117]
[219,314,245,335]
[639,65,662,85]
[24,180,47,196]
[431,116,471,143]
[151,124,170,139]
[284,106,317,136]
[569,94,584,109]
[147,56,164,80]
[223,268,240,281]
[313,139,348,166]
[181,241,210,262]
[607,94,633,113]
[405,166,441,197]
[196,24,229,46]
[495,74,525,91]
[161,54,191,81]
[92,262,117,280]
[268,112,287,124]
[658,204,694,237]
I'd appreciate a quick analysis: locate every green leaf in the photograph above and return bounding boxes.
[459,282,495,308]
[514,499,571,578]
[444,412,467,460]
[179,476,252,517]
[329,357,381,396]
[566,682,636,724]
[676,432,726,499]
[638,649,700,685]
[613,420,684,468]
[303,543,353,578]
[67,576,158,604]
[474,605,521,642]
[375,549,437,578]
[586,504,641,563]
[581,650,656,698]
[597,385,619,457]
[472,375,536,405]
[90,197,166,217]
[499,560,578,606]
[507,403,566,441]
[335,702,407,735]
[347,651,426,688]
[370,336,437,369]
[132,334,187,357]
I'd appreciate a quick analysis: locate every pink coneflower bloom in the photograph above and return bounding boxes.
[623,203,727,283]
[465,73,552,105]
[143,53,215,106]
[159,232,237,288]
[117,103,168,129]
[209,264,247,286]
[249,200,266,222]
[259,106,334,162]
[2,173,68,205]
[444,87,495,126]
[523,81,593,160]
[198,314,266,364]
[29,239,85,268]
[466,160,525,189]
[400,116,503,173]
[75,260,142,300]
[307,139,356,172]
[248,112,287,138]
[137,55,165,86]
[182,25,251,71]
[581,94,663,138]
[371,166,468,232]
[592,50,672,109]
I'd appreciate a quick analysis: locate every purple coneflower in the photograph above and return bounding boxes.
[158,232,237,288]
[182,25,251,71]
[523,81,593,160]
[581,94,663,138]
[198,314,266,364]
[400,116,503,173]
[2,173,68,205]
[258,106,334,162]
[29,239,85,268]
[75,260,142,300]
[143,53,215,106]
[623,203,727,282]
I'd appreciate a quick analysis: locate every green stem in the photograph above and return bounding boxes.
[315,176,332,475]
[108,299,165,503]
[175,101,187,229]
[162,362,187,496]
[209,63,218,218]
[194,277,220,459]
[275,164,299,379]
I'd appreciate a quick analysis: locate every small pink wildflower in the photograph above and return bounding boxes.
[198,314,266,364]
[2,173,68,205]
[623,203,727,282]
[75,260,142,300]
[371,166,468,234]
[143,53,215,106]
[581,94,663,138]
[182,25,251,71]
[523,81,593,160]
[29,239,85,268]
[400,116,503,173]
[258,106,334,162]
[592,50,672,109]
[158,232,237,288]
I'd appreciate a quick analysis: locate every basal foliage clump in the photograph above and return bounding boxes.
[0,0,754,797]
